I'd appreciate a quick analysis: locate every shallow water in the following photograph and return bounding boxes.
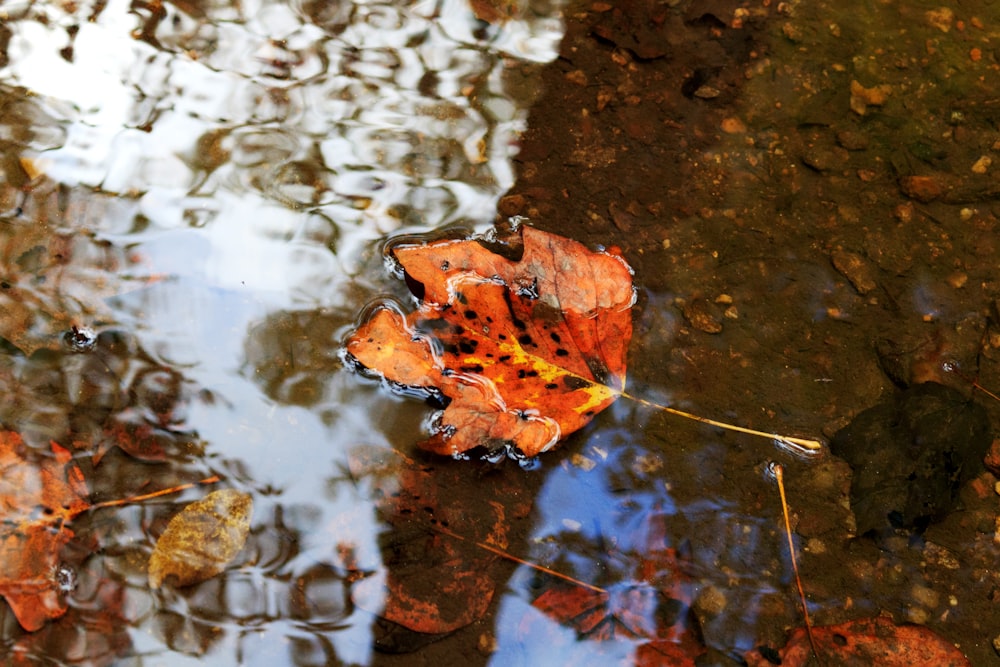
[0,0,566,664]
[2,0,1000,665]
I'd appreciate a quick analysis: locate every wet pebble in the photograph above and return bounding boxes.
[694,585,727,617]
[830,249,877,295]
[849,80,891,115]
[899,174,946,202]
[801,144,848,172]
[911,583,940,609]
[680,298,723,334]
[984,439,1000,477]
[836,129,869,151]
[906,605,931,624]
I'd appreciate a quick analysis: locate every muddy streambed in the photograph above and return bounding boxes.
[1,0,999,665]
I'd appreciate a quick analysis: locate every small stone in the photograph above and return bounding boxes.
[695,585,727,616]
[925,7,954,32]
[721,117,746,134]
[570,453,596,471]
[971,155,992,174]
[836,130,869,151]
[681,298,723,334]
[984,439,1000,477]
[831,249,877,295]
[802,145,848,171]
[850,80,891,115]
[906,606,931,624]
[899,174,946,202]
[911,584,940,609]
[947,272,968,288]
[804,537,826,554]
[894,202,914,222]
[478,632,497,655]
[693,85,721,99]
[497,194,526,217]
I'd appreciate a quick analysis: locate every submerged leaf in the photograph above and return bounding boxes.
[0,431,90,631]
[348,445,533,635]
[746,615,971,666]
[345,225,635,458]
[148,489,252,589]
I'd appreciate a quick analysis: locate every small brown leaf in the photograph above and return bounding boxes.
[148,489,252,589]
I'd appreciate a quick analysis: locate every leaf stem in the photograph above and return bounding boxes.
[85,475,222,515]
[429,523,606,594]
[773,463,822,664]
[624,393,824,453]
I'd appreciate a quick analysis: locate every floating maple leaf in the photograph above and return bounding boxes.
[0,430,89,631]
[344,225,635,458]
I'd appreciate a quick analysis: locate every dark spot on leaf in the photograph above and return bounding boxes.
[563,375,592,390]
[498,355,511,362]
[459,341,476,354]
[517,334,533,346]
[511,316,527,330]
[550,332,561,343]
[455,291,467,305]
[464,310,478,320]
[832,633,848,647]
[461,365,484,374]
[555,348,569,356]
[545,383,558,389]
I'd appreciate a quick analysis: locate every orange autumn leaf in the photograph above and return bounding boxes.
[345,225,635,458]
[0,431,90,631]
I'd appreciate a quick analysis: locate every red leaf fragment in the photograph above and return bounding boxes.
[349,445,532,634]
[745,615,971,667]
[0,431,90,631]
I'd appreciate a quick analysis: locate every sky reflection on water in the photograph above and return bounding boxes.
[0,0,566,663]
